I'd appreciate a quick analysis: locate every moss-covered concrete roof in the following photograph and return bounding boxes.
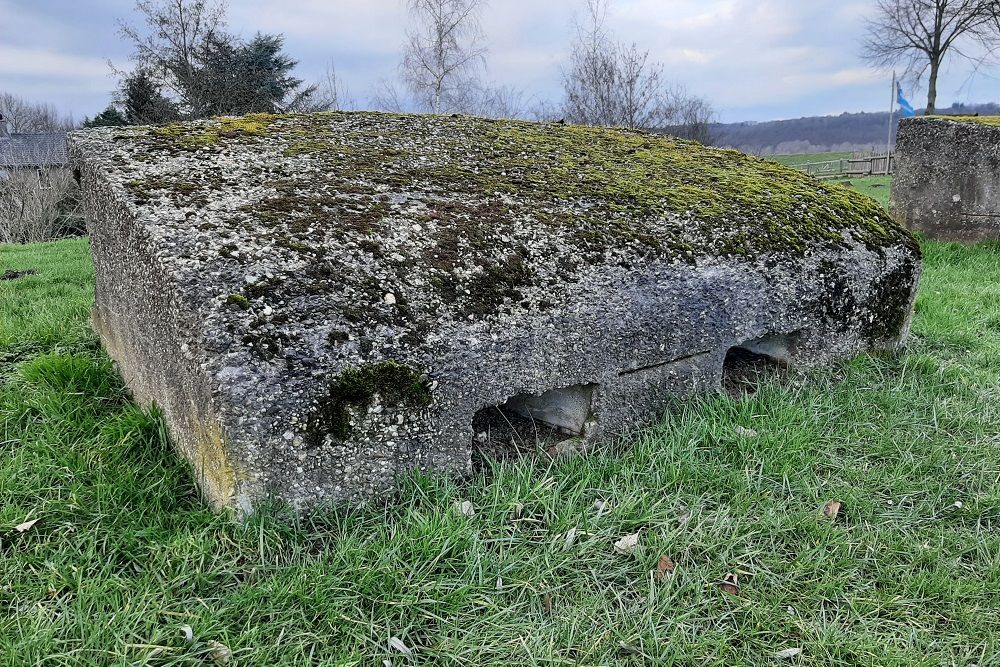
[924,115,1000,127]
[71,111,916,358]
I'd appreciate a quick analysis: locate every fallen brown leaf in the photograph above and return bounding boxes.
[543,591,553,614]
[719,573,740,596]
[822,500,843,520]
[656,555,676,580]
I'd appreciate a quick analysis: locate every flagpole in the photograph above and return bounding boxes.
[886,71,896,175]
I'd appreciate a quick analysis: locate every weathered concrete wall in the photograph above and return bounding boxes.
[893,116,1000,242]
[69,112,922,513]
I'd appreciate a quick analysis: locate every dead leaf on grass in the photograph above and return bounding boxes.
[562,527,578,551]
[656,555,676,579]
[543,591,553,614]
[822,500,843,520]
[453,500,475,518]
[13,518,39,533]
[388,636,412,655]
[206,640,231,665]
[719,573,740,596]
[775,647,803,659]
[614,531,640,555]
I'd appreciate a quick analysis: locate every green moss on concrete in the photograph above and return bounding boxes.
[306,361,432,444]
[150,113,281,150]
[226,294,250,310]
[92,111,920,342]
[925,115,1000,127]
[266,113,911,259]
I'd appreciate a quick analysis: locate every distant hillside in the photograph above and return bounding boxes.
[712,102,1000,155]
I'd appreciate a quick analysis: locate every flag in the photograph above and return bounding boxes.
[896,82,916,117]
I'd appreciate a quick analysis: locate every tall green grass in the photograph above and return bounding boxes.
[2,238,1000,665]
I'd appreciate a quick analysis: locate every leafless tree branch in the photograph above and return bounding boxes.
[861,0,1000,113]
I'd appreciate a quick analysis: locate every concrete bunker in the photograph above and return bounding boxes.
[893,115,1000,242]
[69,111,922,512]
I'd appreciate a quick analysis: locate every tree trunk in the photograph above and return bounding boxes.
[926,57,940,115]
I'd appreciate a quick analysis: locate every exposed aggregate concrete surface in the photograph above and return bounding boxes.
[69,111,922,512]
[893,115,1000,242]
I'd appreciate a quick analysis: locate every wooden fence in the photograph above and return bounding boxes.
[790,151,894,180]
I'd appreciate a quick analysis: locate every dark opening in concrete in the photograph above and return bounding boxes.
[472,383,597,459]
[722,333,797,396]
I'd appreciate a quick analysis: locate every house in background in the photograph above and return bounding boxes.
[0,113,69,182]
[0,112,79,243]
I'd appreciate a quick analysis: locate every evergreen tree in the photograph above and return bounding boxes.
[82,105,128,128]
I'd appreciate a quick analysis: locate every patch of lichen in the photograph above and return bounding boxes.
[150,113,281,150]
[305,361,432,444]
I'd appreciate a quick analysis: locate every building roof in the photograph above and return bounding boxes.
[0,132,69,169]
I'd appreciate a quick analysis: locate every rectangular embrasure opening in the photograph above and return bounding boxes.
[473,383,598,455]
[722,332,798,396]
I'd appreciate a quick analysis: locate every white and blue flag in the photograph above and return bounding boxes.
[896,82,916,117]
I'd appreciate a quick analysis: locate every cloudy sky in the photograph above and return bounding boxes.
[3,0,1000,123]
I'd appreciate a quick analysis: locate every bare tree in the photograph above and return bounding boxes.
[299,61,355,112]
[0,153,77,244]
[401,0,488,114]
[862,0,1000,114]
[474,84,526,119]
[119,0,227,118]
[0,93,75,133]
[370,78,409,113]
[561,0,714,140]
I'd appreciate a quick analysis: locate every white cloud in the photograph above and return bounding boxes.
[0,46,111,83]
[5,0,1000,122]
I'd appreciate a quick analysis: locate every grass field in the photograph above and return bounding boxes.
[767,152,893,210]
[832,175,892,210]
[4,216,1000,663]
